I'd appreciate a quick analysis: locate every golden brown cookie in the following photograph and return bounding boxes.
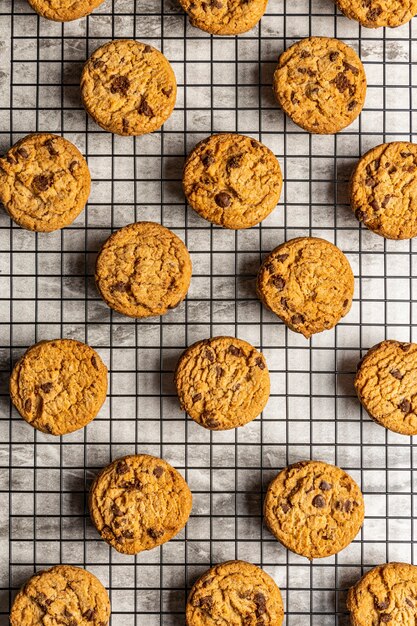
[0,133,90,232]
[186,560,284,626]
[347,562,417,626]
[10,564,110,626]
[95,221,192,318]
[351,142,417,240]
[10,339,108,436]
[178,0,268,35]
[81,39,177,136]
[273,37,367,134]
[89,454,192,555]
[174,336,270,430]
[182,134,282,229]
[257,237,354,338]
[27,0,105,21]
[264,460,364,560]
[355,340,417,435]
[335,0,417,28]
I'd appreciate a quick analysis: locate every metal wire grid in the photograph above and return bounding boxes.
[0,0,417,624]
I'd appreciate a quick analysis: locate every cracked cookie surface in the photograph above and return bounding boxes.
[183,134,282,229]
[257,237,354,338]
[81,39,176,136]
[0,133,90,232]
[89,454,192,555]
[273,36,366,134]
[174,336,270,430]
[351,142,417,240]
[10,339,108,436]
[95,221,192,318]
[186,560,284,626]
[178,0,268,35]
[27,0,105,21]
[335,0,417,28]
[10,564,110,626]
[347,562,417,626]
[355,340,417,435]
[264,460,364,560]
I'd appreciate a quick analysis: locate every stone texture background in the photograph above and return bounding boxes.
[0,0,416,624]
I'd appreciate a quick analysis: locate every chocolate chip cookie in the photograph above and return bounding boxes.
[178,0,268,35]
[264,460,364,560]
[273,37,367,134]
[335,0,417,28]
[89,454,192,555]
[0,133,90,232]
[10,339,108,436]
[182,133,282,229]
[81,39,176,136]
[355,340,417,435]
[186,560,284,626]
[174,336,270,430]
[27,0,105,21]
[257,237,354,338]
[347,562,417,626]
[95,221,192,318]
[10,564,110,626]
[351,142,417,240]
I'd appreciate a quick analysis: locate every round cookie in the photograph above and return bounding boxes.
[257,237,354,338]
[174,336,270,430]
[347,562,417,626]
[186,560,284,626]
[335,0,417,28]
[0,133,90,232]
[183,134,282,229]
[178,0,268,35]
[351,142,417,240]
[273,37,367,134]
[355,340,417,435]
[27,0,105,21]
[264,460,364,560]
[10,339,108,436]
[89,454,192,555]
[81,39,177,136]
[10,564,110,626]
[95,221,192,318]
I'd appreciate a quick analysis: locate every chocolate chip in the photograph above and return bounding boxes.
[400,343,411,352]
[399,399,411,413]
[122,118,129,133]
[116,461,129,474]
[214,192,231,208]
[69,160,78,174]
[344,500,352,513]
[91,356,99,370]
[138,96,154,117]
[227,155,242,170]
[406,598,414,607]
[122,529,134,538]
[329,51,339,61]
[250,140,258,148]
[122,478,142,490]
[370,200,380,212]
[368,6,382,20]
[40,382,53,393]
[319,480,332,491]
[83,609,95,621]
[44,139,58,156]
[375,599,389,610]
[355,209,367,222]
[216,366,223,378]
[205,417,220,428]
[255,357,265,369]
[112,281,128,292]
[203,348,214,362]
[16,147,29,159]
[63,608,73,618]
[153,466,164,478]
[390,369,403,380]
[276,253,289,262]
[201,150,214,167]
[24,398,32,413]
[33,173,53,192]
[162,86,173,97]
[332,72,350,93]
[343,299,349,308]
[143,44,152,53]
[93,59,106,70]
[148,528,164,539]
[401,151,413,158]
[281,502,291,513]
[110,75,130,96]
[212,0,223,7]
[111,504,123,517]
[312,495,326,508]
[228,345,242,357]
[291,314,305,325]
[6,154,16,164]
[343,61,359,75]
[380,614,392,623]
[348,100,358,111]
[365,177,376,187]
[254,592,266,616]
[280,297,289,309]
[193,393,202,403]
[271,275,285,291]
[382,194,393,208]
[199,595,213,610]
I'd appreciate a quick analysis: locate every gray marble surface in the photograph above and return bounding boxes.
[0,0,417,624]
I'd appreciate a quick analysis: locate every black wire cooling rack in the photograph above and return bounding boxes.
[0,0,417,624]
